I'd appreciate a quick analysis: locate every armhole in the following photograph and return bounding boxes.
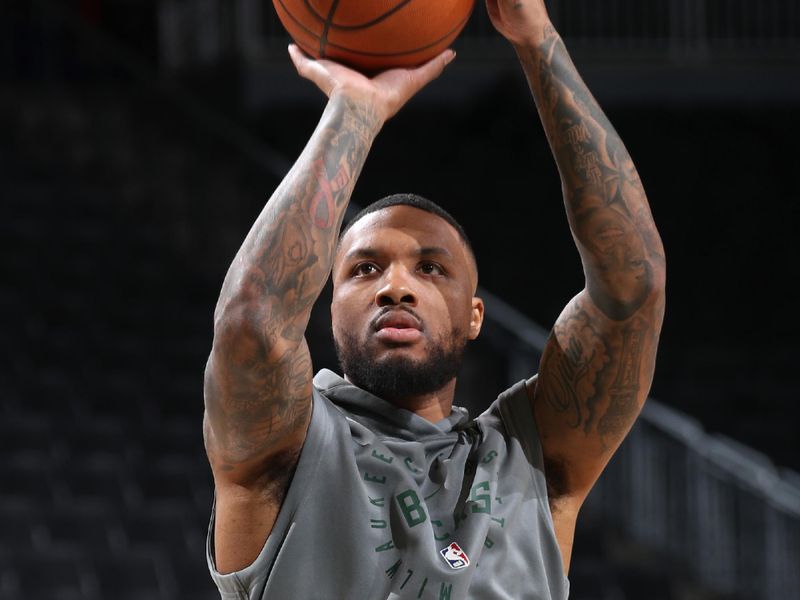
[496,377,548,503]
[496,377,571,594]
[205,388,337,598]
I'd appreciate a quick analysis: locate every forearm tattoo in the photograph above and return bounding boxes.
[206,97,381,464]
[521,25,665,321]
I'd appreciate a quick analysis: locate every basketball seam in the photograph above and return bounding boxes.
[320,0,343,58]
[276,0,322,45]
[300,0,326,25]
[275,0,474,66]
[323,9,472,58]
[327,0,415,31]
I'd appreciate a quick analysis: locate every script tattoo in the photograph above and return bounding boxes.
[538,299,652,449]
[206,97,381,466]
[539,306,611,430]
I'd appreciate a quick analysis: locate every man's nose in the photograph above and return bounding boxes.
[375,266,418,307]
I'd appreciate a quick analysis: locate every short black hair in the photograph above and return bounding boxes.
[339,194,476,269]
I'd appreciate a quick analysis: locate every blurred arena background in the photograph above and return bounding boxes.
[1,0,799,598]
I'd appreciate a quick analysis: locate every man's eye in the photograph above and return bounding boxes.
[354,263,378,276]
[419,262,444,276]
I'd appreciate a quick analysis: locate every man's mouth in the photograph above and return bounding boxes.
[372,310,423,344]
[374,327,423,343]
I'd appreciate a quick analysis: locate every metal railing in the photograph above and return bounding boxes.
[587,403,800,599]
[479,297,800,599]
[156,0,800,70]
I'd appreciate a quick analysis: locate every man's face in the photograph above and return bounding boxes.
[331,206,483,403]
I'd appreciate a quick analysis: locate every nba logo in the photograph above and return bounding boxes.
[439,542,470,570]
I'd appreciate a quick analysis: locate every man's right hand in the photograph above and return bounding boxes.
[288,44,456,123]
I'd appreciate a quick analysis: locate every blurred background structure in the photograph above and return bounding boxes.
[1,0,799,599]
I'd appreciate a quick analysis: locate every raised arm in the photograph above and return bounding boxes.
[487,0,666,570]
[204,45,455,574]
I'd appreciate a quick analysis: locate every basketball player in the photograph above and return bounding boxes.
[203,0,665,597]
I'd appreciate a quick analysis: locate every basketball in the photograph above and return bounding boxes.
[272,0,475,72]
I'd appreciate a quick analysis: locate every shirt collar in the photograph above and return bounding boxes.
[313,369,471,439]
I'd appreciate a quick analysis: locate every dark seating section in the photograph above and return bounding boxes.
[92,551,172,600]
[4,551,90,600]
[39,505,116,554]
[1,464,57,509]
[0,416,55,466]
[0,84,229,599]
[0,506,38,552]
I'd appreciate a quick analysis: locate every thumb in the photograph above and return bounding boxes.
[393,49,457,99]
[288,44,336,97]
[415,49,457,87]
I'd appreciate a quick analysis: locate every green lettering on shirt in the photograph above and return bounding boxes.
[375,540,395,553]
[481,450,498,464]
[400,570,414,589]
[417,577,428,598]
[371,519,387,529]
[470,481,491,514]
[485,536,495,549]
[396,489,427,528]
[386,559,402,579]
[439,582,453,599]
[491,516,505,528]
[369,496,385,507]
[364,472,386,484]
[404,456,423,474]
[372,449,394,464]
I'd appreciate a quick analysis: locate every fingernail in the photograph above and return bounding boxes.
[446,50,457,64]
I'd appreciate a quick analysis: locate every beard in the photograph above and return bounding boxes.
[334,328,468,403]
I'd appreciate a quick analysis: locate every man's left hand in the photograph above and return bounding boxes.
[485,0,551,47]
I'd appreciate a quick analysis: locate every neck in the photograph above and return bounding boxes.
[389,379,457,423]
[344,375,456,423]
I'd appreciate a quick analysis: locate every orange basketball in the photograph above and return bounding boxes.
[273,0,475,72]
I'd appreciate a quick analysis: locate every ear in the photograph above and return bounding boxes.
[468,297,485,340]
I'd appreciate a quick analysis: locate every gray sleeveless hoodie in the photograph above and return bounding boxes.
[207,369,569,599]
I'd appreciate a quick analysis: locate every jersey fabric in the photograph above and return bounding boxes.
[206,369,570,600]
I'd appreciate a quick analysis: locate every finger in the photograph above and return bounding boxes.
[287,43,308,70]
[288,44,336,96]
[400,49,456,97]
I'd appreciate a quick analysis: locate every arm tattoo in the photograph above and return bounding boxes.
[539,302,611,436]
[224,98,380,325]
[598,319,646,439]
[206,97,382,464]
[519,25,665,321]
[538,298,652,449]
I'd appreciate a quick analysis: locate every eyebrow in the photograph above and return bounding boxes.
[343,247,381,262]
[418,246,454,259]
[344,246,454,262]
